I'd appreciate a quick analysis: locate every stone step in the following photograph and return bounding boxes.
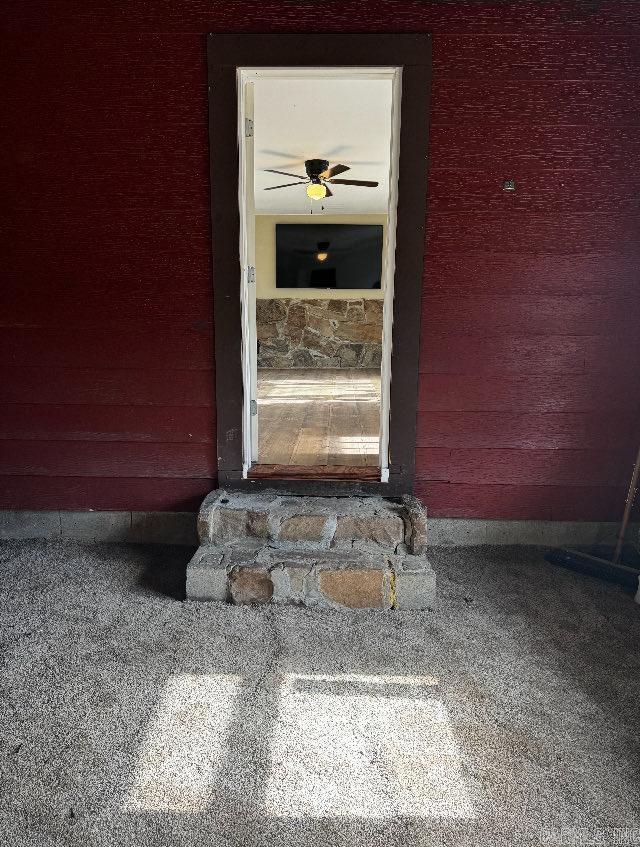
[186,489,435,610]
[186,541,435,610]
[196,489,427,554]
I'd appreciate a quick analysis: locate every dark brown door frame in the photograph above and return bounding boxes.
[208,33,431,497]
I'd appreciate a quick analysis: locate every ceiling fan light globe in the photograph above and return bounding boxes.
[306,182,327,200]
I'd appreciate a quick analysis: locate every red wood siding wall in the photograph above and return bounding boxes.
[2,2,639,518]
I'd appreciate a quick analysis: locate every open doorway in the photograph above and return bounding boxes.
[208,34,430,495]
[238,69,400,480]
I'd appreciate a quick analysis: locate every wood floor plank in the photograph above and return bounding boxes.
[257,368,381,468]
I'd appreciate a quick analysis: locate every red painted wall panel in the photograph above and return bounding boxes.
[424,254,640,296]
[414,482,629,522]
[419,374,639,413]
[1,328,214,370]
[1,1,639,519]
[420,335,638,376]
[0,442,216,478]
[415,447,631,487]
[430,123,640,172]
[0,477,210,512]
[0,405,214,443]
[417,412,636,451]
[421,294,639,338]
[435,35,640,80]
[1,368,214,406]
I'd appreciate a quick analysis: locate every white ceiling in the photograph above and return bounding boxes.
[253,77,392,215]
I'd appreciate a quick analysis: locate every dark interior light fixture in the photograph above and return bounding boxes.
[316,240,330,261]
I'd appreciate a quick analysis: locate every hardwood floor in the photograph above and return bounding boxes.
[257,368,381,467]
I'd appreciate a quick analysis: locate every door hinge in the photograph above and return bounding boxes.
[247,266,256,285]
[245,118,254,138]
[250,399,258,416]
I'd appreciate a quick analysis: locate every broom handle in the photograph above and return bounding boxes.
[613,444,640,565]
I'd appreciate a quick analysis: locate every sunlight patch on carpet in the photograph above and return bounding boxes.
[124,673,241,812]
[265,673,476,819]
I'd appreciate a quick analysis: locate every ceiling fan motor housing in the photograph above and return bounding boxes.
[305,159,329,181]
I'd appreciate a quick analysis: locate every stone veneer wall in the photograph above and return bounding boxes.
[256,298,383,369]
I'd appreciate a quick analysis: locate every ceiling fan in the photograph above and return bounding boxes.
[263,158,378,200]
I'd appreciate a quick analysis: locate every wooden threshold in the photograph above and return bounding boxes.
[248,464,381,481]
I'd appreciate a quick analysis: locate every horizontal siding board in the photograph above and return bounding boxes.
[4,90,208,140]
[2,252,212,295]
[420,334,639,377]
[417,412,636,450]
[415,482,628,522]
[2,34,205,79]
[423,254,640,296]
[1,368,215,406]
[434,35,640,80]
[3,33,203,84]
[418,374,639,412]
[431,79,640,126]
[429,123,640,171]
[421,335,586,375]
[7,153,210,213]
[0,328,214,370]
[2,273,214,334]
[6,207,210,250]
[0,294,213,332]
[0,442,216,478]
[5,2,640,34]
[4,103,205,162]
[0,405,215,443]
[420,295,640,338]
[3,207,211,256]
[426,212,640,255]
[414,447,630,487]
[428,168,640,214]
[0,475,212,511]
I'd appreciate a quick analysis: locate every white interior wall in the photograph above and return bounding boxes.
[253,77,393,215]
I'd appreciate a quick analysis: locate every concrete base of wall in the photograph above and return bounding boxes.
[0,511,636,550]
[0,511,198,545]
[428,519,639,548]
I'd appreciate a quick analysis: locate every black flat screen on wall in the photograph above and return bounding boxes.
[275,224,383,290]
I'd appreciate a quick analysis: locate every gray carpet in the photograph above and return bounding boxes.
[0,540,639,847]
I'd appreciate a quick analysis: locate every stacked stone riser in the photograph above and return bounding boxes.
[187,491,435,611]
[256,297,383,369]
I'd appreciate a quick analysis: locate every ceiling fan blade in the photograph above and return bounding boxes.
[264,168,306,179]
[324,186,333,197]
[263,181,306,190]
[321,163,351,179]
[259,149,305,160]
[333,159,383,166]
[327,178,379,187]
[322,145,352,157]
